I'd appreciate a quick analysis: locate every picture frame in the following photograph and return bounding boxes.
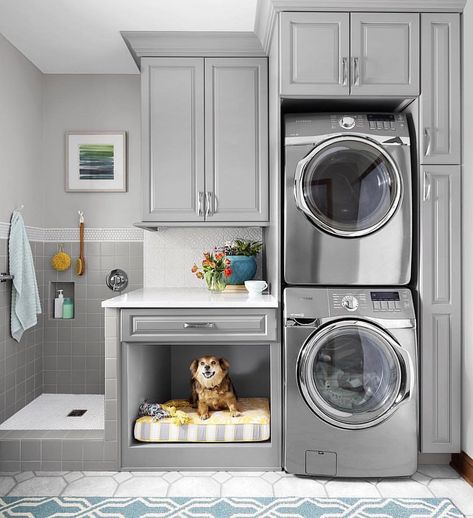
[65,131,127,192]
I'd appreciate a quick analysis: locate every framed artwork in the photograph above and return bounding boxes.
[65,131,127,192]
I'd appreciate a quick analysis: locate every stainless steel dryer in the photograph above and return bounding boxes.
[284,287,417,477]
[284,113,412,285]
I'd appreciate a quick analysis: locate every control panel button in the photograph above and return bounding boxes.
[340,116,356,129]
[381,301,388,310]
[388,301,395,311]
[395,301,401,310]
[373,301,381,311]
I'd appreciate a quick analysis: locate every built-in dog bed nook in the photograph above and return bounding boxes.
[134,397,270,443]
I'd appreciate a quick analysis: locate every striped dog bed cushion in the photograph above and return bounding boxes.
[134,398,270,443]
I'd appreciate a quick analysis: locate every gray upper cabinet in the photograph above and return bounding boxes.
[420,165,461,453]
[205,58,268,222]
[280,12,419,97]
[142,57,268,224]
[142,58,205,222]
[420,14,461,165]
[351,13,419,96]
[280,12,349,96]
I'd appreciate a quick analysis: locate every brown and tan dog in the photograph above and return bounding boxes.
[189,356,240,420]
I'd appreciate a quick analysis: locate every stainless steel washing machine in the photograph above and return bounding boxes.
[284,113,412,285]
[284,287,417,477]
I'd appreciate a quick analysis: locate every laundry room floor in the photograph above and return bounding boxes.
[0,466,472,516]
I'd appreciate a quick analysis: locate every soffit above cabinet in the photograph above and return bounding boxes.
[122,31,265,69]
[255,0,466,53]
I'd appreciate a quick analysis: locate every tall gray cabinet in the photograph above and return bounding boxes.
[141,57,268,224]
[419,13,462,453]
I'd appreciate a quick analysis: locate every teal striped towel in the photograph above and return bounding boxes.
[9,211,41,342]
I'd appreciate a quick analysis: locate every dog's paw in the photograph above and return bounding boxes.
[230,411,241,418]
[200,412,210,420]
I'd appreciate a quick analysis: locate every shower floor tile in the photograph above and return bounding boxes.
[0,394,104,430]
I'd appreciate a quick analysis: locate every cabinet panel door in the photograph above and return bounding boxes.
[420,165,461,453]
[205,58,268,222]
[420,14,461,165]
[351,13,419,96]
[280,12,349,96]
[142,58,205,221]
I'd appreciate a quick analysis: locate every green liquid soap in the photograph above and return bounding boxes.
[62,298,74,319]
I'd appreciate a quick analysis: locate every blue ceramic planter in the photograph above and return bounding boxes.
[225,256,257,285]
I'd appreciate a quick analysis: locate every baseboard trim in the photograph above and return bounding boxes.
[451,451,473,486]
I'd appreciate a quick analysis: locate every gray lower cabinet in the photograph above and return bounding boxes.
[141,57,268,224]
[280,12,350,96]
[120,308,280,470]
[420,165,461,453]
[420,14,461,165]
[280,12,419,97]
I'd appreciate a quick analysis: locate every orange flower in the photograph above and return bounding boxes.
[225,259,231,265]
[196,272,204,279]
[202,259,210,267]
[224,268,232,277]
[191,264,198,273]
[209,261,216,268]
[215,252,224,260]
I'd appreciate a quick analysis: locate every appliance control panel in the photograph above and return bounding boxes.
[329,113,407,132]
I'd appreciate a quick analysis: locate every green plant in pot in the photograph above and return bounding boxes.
[219,239,263,286]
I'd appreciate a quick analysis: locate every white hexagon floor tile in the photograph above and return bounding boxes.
[376,479,434,498]
[168,476,220,497]
[411,472,432,485]
[62,476,117,497]
[417,464,460,479]
[64,472,83,483]
[115,476,168,497]
[8,477,66,497]
[0,477,16,496]
[273,477,326,497]
[261,471,283,484]
[429,478,473,516]
[113,471,133,483]
[212,472,232,483]
[325,480,380,498]
[14,472,34,483]
[163,472,183,483]
[221,476,273,497]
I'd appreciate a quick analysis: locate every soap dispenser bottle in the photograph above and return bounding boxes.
[54,289,64,319]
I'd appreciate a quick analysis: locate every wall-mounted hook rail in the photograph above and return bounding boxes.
[0,273,14,282]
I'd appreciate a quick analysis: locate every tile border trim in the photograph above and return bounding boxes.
[0,222,144,242]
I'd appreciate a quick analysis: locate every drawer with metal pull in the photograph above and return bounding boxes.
[121,309,277,342]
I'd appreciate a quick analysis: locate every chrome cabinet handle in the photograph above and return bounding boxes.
[353,57,360,86]
[424,127,432,156]
[341,57,348,86]
[423,171,432,201]
[197,191,204,216]
[205,192,213,217]
[183,322,215,329]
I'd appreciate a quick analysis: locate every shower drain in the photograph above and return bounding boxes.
[67,409,87,417]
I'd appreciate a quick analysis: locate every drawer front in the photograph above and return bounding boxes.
[121,309,277,342]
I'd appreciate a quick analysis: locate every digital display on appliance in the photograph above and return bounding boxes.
[370,292,400,301]
[367,114,395,122]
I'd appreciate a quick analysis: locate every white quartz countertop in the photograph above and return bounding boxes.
[101,287,278,308]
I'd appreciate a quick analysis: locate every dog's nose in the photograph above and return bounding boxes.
[204,365,210,371]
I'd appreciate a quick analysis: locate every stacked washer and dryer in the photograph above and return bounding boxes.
[283,113,418,477]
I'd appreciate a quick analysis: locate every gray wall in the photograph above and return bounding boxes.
[42,74,142,228]
[0,34,44,226]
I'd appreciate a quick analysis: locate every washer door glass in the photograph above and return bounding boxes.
[296,137,402,237]
[298,320,403,429]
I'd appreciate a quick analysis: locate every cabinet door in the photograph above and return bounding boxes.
[280,12,349,96]
[142,58,205,221]
[351,13,419,96]
[420,165,461,453]
[420,14,460,165]
[204,58,268,222]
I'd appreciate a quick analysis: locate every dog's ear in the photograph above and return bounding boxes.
[190,359,199,376]
[219,358,230,371]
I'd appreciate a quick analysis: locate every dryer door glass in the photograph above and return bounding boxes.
[298,320,403,429]
[296,137,402,237]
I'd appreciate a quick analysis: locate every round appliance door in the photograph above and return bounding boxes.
[294,136,402,237]
[297,320,404,429]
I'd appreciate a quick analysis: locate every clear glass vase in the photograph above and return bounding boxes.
[205,272,226,292]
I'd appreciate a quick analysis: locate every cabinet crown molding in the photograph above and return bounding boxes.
[255,0,466,53]
[122,31,265,68]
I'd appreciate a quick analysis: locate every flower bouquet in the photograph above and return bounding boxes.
[192,251,232,292]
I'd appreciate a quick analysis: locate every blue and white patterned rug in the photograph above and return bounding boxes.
[0,496,463,517]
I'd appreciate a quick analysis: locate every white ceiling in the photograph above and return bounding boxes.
[0,0,258,74]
